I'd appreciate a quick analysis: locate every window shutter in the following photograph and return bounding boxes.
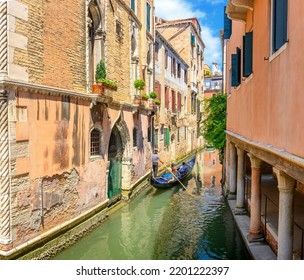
[131,0,135,12]
[273,0,288,51]
[146,3,151,32]
[231,49,240,87]
[223,6,232,39]
[191,34,195,46]
[243,31,253,77]
[165,128,170,147]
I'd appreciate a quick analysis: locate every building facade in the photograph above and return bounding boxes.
[155,17,205,153]
[224,0,304,259]
[0,0,155,259]
[153,30,189,162]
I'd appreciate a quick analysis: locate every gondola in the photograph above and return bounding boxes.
[150,155,196,189]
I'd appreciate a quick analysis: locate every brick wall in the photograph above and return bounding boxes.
[15,0,87,92]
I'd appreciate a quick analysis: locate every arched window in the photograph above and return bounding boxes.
[90,128,101,156]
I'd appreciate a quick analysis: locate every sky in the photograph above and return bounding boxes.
[154,0,226,70]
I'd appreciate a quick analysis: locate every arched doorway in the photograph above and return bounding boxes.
[107,126,123,198]
[107,114,132,199]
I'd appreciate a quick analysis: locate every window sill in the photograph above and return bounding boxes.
[90,155,103,161]
[269,42,288,62]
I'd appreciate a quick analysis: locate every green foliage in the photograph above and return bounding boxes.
[201,93,227,162]
[98,78,117,89]
[154,98,161,105]
[140,93,150,100]
[134,79,145,90]
[149,91,157,99]
[95,60,106,81]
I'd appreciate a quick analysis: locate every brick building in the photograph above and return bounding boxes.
[0,0,155,259]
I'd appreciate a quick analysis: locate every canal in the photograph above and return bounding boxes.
[53,151,251,260]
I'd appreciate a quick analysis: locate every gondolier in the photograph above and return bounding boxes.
[152,149,162,177]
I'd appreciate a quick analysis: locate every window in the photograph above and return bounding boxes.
[155,41,159,61]
[116,20,123,40]
[191,34,195,46]
[243,31,253,77]
[146,2,151,32]
[165,86,169,109]
[147,125,151,142]
[133,127,138,147]
[231,47,241,87]
[184,69,188,84]
[90,128,101,156]
[177,63,181,78]
[165,128,170,147]
[171,90,176,112]
[272,0,288,53]
[131,0,135,12]
[165,50,168,69]
[177,92,181,112]
[172,58,176,76]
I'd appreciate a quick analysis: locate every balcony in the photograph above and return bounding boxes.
[226,0,253,23]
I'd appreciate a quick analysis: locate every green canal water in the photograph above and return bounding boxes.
[53,153,251,260]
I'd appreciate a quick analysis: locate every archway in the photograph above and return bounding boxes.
[107,114,132,198]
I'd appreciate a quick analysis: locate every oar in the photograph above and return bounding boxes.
[160,161,196,198]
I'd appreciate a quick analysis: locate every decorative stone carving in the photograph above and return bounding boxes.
[0,91,10,244]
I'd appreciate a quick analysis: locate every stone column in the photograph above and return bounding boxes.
[273,168,296,260]
[0,90,10,244]
[248,154,263,242]
[0,1,8,77]
[228,142,237,199]
[235,147,246,215]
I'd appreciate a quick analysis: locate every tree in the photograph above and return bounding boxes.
[201,92,227,163]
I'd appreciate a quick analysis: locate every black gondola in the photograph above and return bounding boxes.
[150,155,196,189]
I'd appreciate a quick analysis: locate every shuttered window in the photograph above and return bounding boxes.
[231,48,241,87]
[191,34,195,46]
[243,31,253,77]
[223,6,232,39]
[273,0,288,52]
[131,0,135,12]
[146,2,151,32]
[165,128,170,147]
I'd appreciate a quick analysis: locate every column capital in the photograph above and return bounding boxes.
[236,145,244,156]
[273,168,296,192]
[248,153,262,168]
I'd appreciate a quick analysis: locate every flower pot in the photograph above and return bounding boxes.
[92,84,103,94]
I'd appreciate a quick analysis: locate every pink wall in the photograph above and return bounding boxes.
[226,1,304,157]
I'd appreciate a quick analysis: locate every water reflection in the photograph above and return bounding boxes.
[53,151,251,260]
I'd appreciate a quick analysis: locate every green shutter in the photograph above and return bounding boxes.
[191,34,195,46]
[273,0,288,51]
[223,6,232,39]
[165,128,170,147]
[131,0,135,12]
[146,3,151,32]
[243,31,253,77]
[108,159,122,198]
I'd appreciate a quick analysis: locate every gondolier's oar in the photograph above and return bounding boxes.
[160,161,196,198]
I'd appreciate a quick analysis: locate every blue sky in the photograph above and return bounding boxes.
[154,0,226,70]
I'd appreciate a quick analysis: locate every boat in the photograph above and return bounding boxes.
[150,155,196,189]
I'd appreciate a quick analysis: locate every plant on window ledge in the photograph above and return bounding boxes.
[140,93,149,100]
[134,79,145,90]
[93,60,118,94]
[154,98,161,105]
[149,91,157,99]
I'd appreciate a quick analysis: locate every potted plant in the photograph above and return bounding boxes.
[140,93,149,100]
[93,60,118,94]
[134,79,145,91]
[154,98,161,106]
[149,91,157,99]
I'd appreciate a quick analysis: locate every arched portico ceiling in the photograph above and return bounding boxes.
[226,0,253,23]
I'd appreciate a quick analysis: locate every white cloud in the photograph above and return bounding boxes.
[201,26,222,69]
[154,0,222,68]
[154,0,206,20]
